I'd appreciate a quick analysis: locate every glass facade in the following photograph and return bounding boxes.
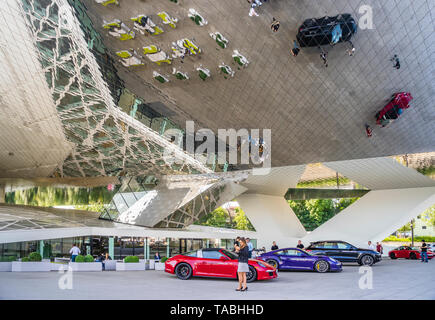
[0,236,256,260]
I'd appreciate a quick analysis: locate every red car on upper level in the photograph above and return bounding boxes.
[388,246,434,260]
[165,248,277,283]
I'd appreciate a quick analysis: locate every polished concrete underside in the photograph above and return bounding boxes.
[87,0,435,166]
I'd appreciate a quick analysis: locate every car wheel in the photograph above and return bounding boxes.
[266,259,278,269]
[389,253,397,259]
[314,260,330,273]
[360,255,375,266]
[409,252,417,260]
[246,265,257,283]
[175,263,192,280]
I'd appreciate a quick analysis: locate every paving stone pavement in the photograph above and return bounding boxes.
[1,259,434,299]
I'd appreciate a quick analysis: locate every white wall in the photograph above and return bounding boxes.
[237,193,307,249]
[304,187,435,248]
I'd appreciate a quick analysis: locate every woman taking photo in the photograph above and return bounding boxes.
[235,237,249,292]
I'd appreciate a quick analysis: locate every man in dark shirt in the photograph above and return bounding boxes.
[421,240,428,263]
[296,240,304,249]
[271,241,278,250]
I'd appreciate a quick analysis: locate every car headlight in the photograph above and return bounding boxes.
[257,261,268,268]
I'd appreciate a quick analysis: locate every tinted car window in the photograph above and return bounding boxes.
[202,251,225,260]
[310,242,325,249]
[221,249,238,260]
[282,250,304,256]
[323,242,339,249]
[337,242,352,249]
[183,250,197,257]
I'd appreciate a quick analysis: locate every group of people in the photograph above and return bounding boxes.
[69,244,112,270]
[367,241,384,254]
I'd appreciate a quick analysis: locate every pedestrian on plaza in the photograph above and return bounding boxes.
[291,40,300,56]
[69,243,81,262]
[346,40,355,56]
[246,238,254,258]
[376,242,383,254]
[368,241,376,251]
[154,252,161,261]
[271,17,280,32]
[365,124,373,138]
[249,5,259,17]
[390,54,400,69]
[271,241,279,250]
[296,240,304,249]
[421,239,428,263]
[235,237,250,291]
[319,47,328,67]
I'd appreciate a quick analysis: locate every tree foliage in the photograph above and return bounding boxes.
[6,186,115,207]
[422,204,435,227]
[288,198,359,231]
[195,207,255,231]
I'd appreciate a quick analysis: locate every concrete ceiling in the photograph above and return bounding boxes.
[86,0,435,167]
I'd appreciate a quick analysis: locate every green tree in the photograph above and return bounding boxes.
[233,208,255,231]
[289,198,359,231]
[196,207,230,228]
[422,204,435,227]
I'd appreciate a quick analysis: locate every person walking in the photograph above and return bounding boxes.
[235,237,250,291]
[376,242,383,254]
[291,40,300,56]
[319,47,328,67]
[368,241,376,251]
[270,17,280,32]
[390,54,400,69]
[271,241,278,250]
[421,240,428,263]
[246,238,254,258]
[296,240,304,249]
[346,40,355,56]
[365,124,373,138]
[69,243,81,262]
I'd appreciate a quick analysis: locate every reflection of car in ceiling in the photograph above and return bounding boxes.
[297,14,357,47]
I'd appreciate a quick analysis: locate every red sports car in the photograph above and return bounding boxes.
[376,92,413,125]
[165,248,277,282]
[388,246,434,260]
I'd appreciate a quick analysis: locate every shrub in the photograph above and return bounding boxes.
[84,255,94,262]
[75,255,85,263]
[124,256,139,263]
[0,256,16,262]
[160,257,168,263]
[28,252,42,262]
[21,257,30,262]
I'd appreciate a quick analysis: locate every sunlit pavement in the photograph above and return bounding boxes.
[0,259,433,300]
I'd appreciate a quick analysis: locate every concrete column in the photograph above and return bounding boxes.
[108,237,114,259]
[39,240,44,257]
[304,187,435,248]
[166,237,170,257]
[145,238,150,260]
[237,193,307,246]
[206,239,210,248]
[0,184,5,203]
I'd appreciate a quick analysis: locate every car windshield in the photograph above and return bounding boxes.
[299,249,313,256]
[221,249,238,260]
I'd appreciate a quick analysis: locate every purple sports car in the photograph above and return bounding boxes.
[258,248,342,273]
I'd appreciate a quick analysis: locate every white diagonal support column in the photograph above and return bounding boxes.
[304,187,435,248]
[237,194,307,246]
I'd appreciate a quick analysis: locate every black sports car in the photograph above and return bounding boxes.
[296,14,357,47]
[305,241,381,266]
